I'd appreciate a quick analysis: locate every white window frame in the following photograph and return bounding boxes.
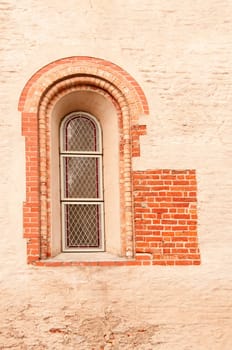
[60,112,105,252]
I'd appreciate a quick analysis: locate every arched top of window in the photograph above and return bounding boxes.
[60,112,102,153]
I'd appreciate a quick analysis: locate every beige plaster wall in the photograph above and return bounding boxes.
[0,0,231,348]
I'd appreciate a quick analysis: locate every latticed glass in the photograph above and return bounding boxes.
[60,112,104,251]
[63,156,101,199]
[62,114,99,152]
[63,204,102,248]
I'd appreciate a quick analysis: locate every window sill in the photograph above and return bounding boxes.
[33,252,138,267]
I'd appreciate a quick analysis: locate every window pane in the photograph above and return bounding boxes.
[63,156,101,199]
[64,203,102,248]
[64,115,99,152]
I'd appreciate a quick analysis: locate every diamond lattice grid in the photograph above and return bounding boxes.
[65,204,101,247]
[64,157,99,198]
[65,116,98,152]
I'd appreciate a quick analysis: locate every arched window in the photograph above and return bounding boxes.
[60,112,104,251]
[19,56,150,265]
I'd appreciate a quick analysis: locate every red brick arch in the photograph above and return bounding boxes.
[19,56,149,264]
[19,56,149,114]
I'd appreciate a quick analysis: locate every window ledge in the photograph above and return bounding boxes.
[33,252,138,267]
[51,252,130,262]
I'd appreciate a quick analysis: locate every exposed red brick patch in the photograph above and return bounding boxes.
[133,169,200,265]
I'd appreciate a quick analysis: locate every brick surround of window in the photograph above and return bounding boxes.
[19,56,200,266]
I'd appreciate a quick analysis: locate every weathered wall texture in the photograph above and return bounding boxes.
[0,0,232,349]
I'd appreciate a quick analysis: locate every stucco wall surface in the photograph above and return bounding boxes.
[0,0,231,348]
